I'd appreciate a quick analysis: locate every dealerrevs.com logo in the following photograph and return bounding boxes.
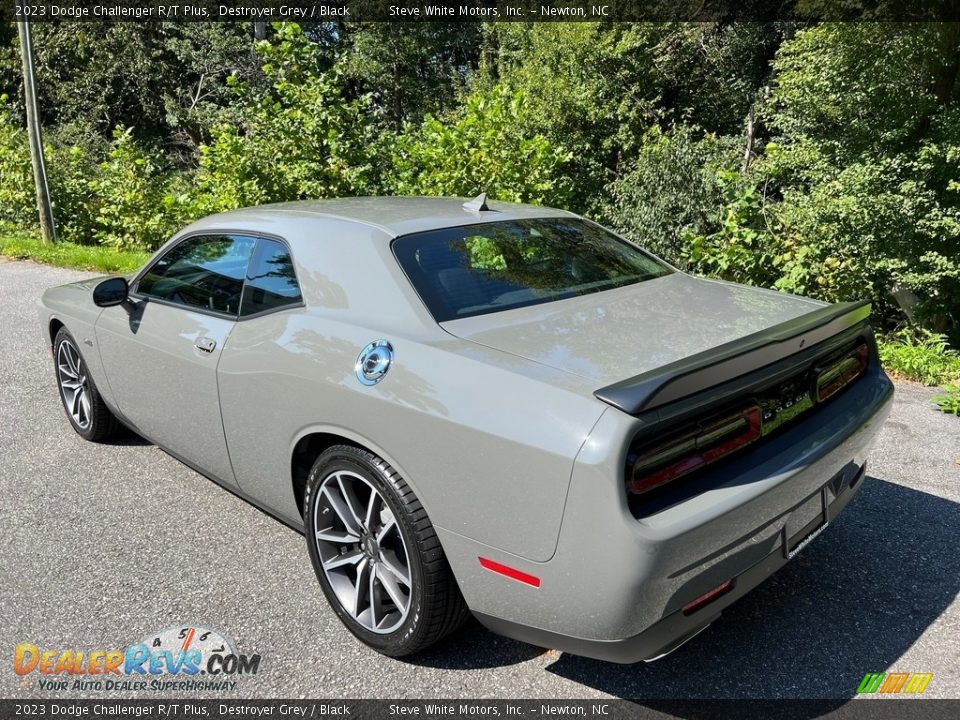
[14,625,261,692]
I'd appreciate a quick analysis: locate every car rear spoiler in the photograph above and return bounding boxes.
[594,300,873,415]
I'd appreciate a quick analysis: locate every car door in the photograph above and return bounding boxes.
[216,236,305,512]
[95,233,257,487]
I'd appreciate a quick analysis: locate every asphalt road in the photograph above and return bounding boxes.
[1,258,958,701]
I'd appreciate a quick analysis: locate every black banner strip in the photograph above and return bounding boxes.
[4,1,960,24]
[2,699,960,720]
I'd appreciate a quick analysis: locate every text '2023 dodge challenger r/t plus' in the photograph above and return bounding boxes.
[39,195,893,662]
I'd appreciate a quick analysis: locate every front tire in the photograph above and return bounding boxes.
[53,327,120,442]
[304,445,468,657]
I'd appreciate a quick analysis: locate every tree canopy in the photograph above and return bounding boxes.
[1,20,957,339]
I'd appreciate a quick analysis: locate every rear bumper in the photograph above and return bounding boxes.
[475,461,868,663]
[441,369,894,662]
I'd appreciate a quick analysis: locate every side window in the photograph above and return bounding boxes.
[240,238,303,317]
[137,234,256,316]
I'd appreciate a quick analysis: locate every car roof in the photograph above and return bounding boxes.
[194,196,578,238]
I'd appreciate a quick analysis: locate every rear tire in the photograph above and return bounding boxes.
[53,327,121,442]
[304,445,468,657]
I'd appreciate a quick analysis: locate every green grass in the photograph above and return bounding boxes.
[0,226,149,273]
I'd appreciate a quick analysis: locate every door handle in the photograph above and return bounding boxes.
[195,337,217,354]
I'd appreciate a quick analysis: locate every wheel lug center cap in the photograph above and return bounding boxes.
[362,536,379,558]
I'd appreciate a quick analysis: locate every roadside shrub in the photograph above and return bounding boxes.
[34,129,188,252]
[757,23,960,336]
[877,328,960,386]
[761,147,960,330]
[45,139,101,246]
[192,22,379,215]
[389,84,572,206]
[0,107,184,250]
[934,384,960,415]
[81,128,188,251]
[0,100,35,225]
[598,126,739,266]
[681,169,783,287]
[0,103,104,237]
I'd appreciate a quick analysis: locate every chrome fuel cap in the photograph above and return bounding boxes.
[356,340,394,385]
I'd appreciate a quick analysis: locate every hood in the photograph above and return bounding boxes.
[440,273,825,386]
[67,276,114,291]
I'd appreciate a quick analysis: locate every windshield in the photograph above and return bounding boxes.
[392,218,672,322]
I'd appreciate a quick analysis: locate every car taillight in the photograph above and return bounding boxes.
[627,340,871,497]
[629,405,762,495]
[815,343,869,402]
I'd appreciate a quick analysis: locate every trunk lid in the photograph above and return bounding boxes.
[440,273,825,386]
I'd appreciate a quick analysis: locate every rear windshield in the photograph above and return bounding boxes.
[392,218,672,322]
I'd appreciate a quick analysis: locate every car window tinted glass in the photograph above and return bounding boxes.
[240,238,302,317]
[393,218,672,321]
[137,234,256,316]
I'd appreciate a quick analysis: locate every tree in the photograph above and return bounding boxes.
[755,23,960,332]
[390,84,571,206]
[334,22,483,130]
[194,23,379,213]
[0,22,261,159]
[479,22,788,210]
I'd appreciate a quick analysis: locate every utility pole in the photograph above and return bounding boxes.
[17,19,55,243]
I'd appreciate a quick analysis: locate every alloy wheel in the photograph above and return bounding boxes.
[57,339,91,430]
[312,470,413,634]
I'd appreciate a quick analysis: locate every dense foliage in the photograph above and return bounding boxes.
[193,23,380,213]
[390,84,571,204]
[877,327,960,386]
[1,21,958,353]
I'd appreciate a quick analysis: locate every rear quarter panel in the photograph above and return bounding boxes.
[217,308,607,561]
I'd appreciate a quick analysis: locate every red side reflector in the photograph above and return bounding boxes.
[479,557,541,588]
[682,578,735,615]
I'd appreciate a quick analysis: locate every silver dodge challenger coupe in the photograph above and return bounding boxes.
[39,196,893,662]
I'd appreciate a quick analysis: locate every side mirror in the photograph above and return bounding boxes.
[93,277,129,307]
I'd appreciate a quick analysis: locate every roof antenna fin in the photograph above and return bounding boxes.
[463,192,490,212]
